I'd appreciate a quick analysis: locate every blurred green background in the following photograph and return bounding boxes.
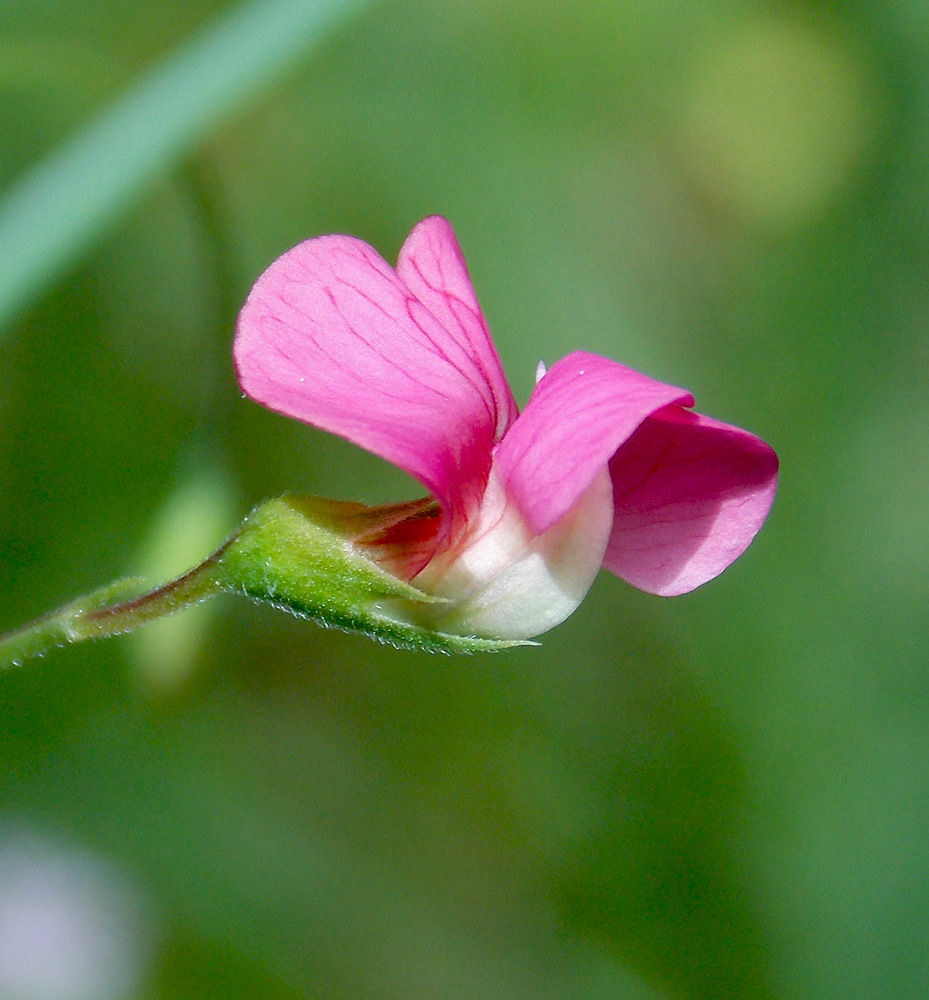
[1,0,926,997]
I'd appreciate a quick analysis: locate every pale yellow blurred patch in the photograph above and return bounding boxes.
[675,14,877,228]
[128,464,237,691]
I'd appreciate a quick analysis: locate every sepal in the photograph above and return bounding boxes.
[215,495,528,653]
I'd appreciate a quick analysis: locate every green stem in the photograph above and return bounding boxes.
[0,548,225,668]
[77,549,227,639]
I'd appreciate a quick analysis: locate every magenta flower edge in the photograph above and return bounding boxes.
[0,215,778,665]
[233,215,779,641]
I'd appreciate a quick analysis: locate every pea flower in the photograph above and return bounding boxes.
[233,216,777,641]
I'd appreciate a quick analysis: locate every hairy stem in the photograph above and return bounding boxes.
[0,548,226,668]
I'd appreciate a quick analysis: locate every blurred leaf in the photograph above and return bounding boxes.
[0,0,374,336]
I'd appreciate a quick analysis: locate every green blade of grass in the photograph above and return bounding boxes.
[0,0,373,336]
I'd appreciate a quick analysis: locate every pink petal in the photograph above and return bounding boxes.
[396,217,518,440]
[604,406,778,595]
[495,351,694,534]
[234,217,516,530]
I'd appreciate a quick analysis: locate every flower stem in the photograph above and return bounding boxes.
[77,549,227,638]
[0,550,225,668]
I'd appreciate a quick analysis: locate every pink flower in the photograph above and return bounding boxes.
[234,216,777,640]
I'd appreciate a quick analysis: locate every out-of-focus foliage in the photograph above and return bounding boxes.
[0,1,926,998]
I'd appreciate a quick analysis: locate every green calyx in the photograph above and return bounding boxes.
[217,495,527,653]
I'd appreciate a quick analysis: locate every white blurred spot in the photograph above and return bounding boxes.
[0,829,155,1000]
[535,360,547,384]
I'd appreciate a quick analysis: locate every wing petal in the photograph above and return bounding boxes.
[605,406,778,595]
